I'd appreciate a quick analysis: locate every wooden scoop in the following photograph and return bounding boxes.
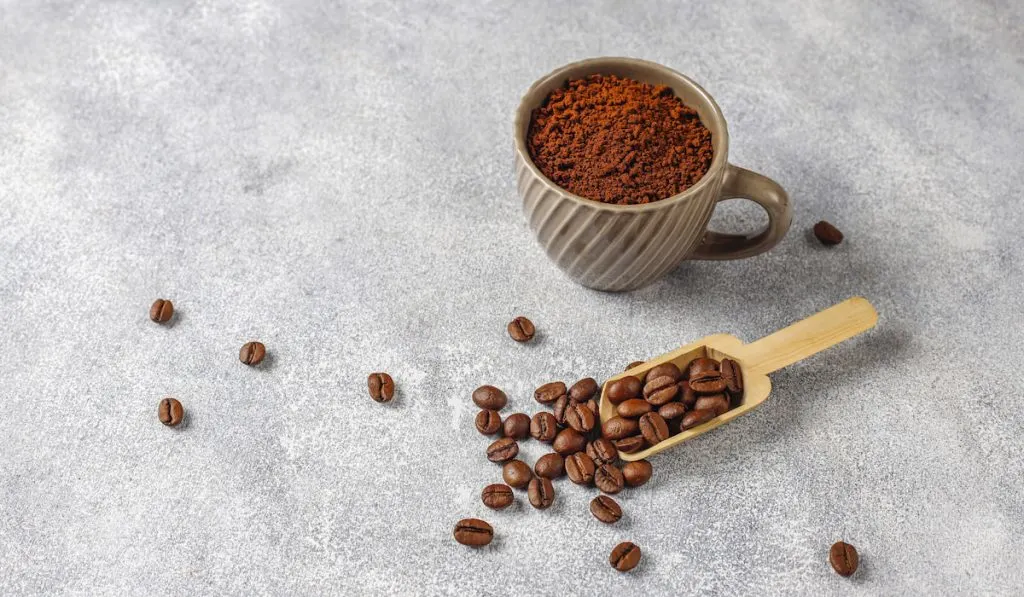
[599,297,879,461]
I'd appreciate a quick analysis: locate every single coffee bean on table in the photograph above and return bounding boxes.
[587,438,618,465]
[472,385,507,410]
[720,358,744,402]
[594,463,625,494]
[829,541,859,576]
[607,376,642,405]
[643,375,679,405]
[367,372,395,403]
[565,402,596,433]
[694,394,730,417]
[502,459,533,489]
[681,408,717,430]
[149,298,174,323]
[614,435,646,454]
[528,477,555,509]
[530,412,558,442]
[590,495,623,524]
[553,428,587,455]
[481,484,514,510]
[507,316,536,342]
[646,362,681,383]
[622,460,653,487]
[569,377,599,402]
[639,412,670,445]
[814,220,844,245]
[503,413,531,439]
[534,453,565,479]
[453,518,493,547]
[689,370,727,394]
[602,416,639,440]
[475,410,502,435]
[158,397,184,427]
[565,452,596,485]
[617,398,652,419]
[486,437,519,463]
[552,394,571,426]
[534,381,566,405]
[239,341,266,366]
[609,541,642,572]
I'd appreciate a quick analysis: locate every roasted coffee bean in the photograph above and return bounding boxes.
[646,362,681,383]
[475,409,502,435]
[694,394,730,417]
[616,399,652,419]
[453,518,493,546]
[502,459,533,488]
[601,416,639,440]
[625,361,644,371]
[678,380,698,408]
[814,220,844,245]
[689,370,727,394]
[594,463,625,494]
[658,402,688,420]
[585,398,600,419]
[552,394,570,426]
[530,412,558,442]
[149,298,174,323]
[609,542,641,572]
[368,372,395,403]
[721,358,743,402]
[528,477,555,509]
[606,376,642,405]
[590,495,623,524]
[565,452,596,485]
[507,316,536,342]
[643,375,678,406]
[481,484,514,509]
[829,541,859,576]
[639,412,669,445]
[681,408,717,430]
[472,385,507,410]
[534,381,566,405]
[565,402,596,433]
[587,438,618,465]
[503,413,531,439]
[158,397,184,427]
[534,453,565,479]
[486,437,519,462]
[569,377,599,402]
[553,428,587,455]
[614,435,646,453]
[239,341,266,366]
[687,357,719,378]
[622,460,653,487]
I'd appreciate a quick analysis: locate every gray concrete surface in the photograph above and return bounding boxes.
[1,1,1022,595]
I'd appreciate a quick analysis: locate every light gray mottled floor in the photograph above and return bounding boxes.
[1,0,1022,595]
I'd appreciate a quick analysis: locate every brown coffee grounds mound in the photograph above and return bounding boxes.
[527,74,714,205]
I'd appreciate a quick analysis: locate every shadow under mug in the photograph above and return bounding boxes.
[514,57,792,292]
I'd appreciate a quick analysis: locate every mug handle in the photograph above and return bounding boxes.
[691,164,792,260]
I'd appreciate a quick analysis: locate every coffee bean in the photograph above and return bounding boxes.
[721,358,743,402]
[158,397,183,427]
[614,435,646,453]
[453,518,493,546]
[829,541,859,576]
[606,376,642,405]
[622,460,653,487]
[657,402,688,420]
[502,459,533,488]
[367,372,395,403]
[584,398,600,419]
[503,413,531,439]
[587,438,618,465]
[553,428,587,455]
[569,378,599,402]
[552,394,570,426]
[565,452,596,485]
[472,385,507,410]
[689,370,727,394]
[639,412,669,445]
[527,477,555,509]
[694,394,730,417]
[149,299,174,323]
[625,361,644,371]
[530,412,558,442]
[534,381,566,405]
[814,220,844,245]
[594,463,625,494]
[601,416,639,440]
[643,375,678,406]
[565,402,596,433]
[475,410,502,435]
[590,495,623,524]
[239,341,266,366]
[616,399,652,419]
[507,316,535,341]
[609,541,641,572]
[481,484,514,509]
[678,380,698,408]
[646,362,681,383]
[681,408,717,430]
[687,357,719,378]
[534,453,565,479]
[486,437,519,462]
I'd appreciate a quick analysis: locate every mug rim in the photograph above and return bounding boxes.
[513,57,730,213]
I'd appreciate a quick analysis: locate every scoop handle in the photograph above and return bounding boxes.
[733,297,878,376]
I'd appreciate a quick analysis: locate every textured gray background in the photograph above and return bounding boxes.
[1,0,1022,595]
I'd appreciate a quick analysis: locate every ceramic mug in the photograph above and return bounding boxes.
[514,57,791,291]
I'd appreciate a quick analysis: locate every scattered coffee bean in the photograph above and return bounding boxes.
[502,459,533,488]
[687,357,719,378]
[721,358,743,402]
[609,541,642,572]
[486,437,519,462]
[829,541,859,576]
[534,381,566,404]
[239,341,266,366]
[689,370,727,394]
[552,394,570,426]
[367,372,395,403]
[149,299,174,323]
[530,412,558,442]
[678,380,698,408]
[602,416,639,440]
[472,385,507,410]
[453,518,493,546]
[639,412,669,445]
[622,460,653,487]
[475,410,502,435]
[643,375,678,406]
[507,316,536,342]
[657,402,688,420]
[569,377,599,402]
[587,438,618,465]
[594,463,625,494]
[694,394,730,417]
[590,495,623,524]
[158,397,183,427]
[625,361,644,371]
[553,428,587,455]
[607,376,642,405]
[646,362,681,383]
[503,413,531,439]
[814,220,844,245]
[565,452,596,485]
[614,435,646,453]
[481,484,514,510]
[565,402,596,433]
[681,408,717,430]
[616,399,652,419]
[534,453,565,479]
[584,397,600,418]
[528,477,555,509]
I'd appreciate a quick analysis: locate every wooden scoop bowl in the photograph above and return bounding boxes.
[599,297,879,461]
